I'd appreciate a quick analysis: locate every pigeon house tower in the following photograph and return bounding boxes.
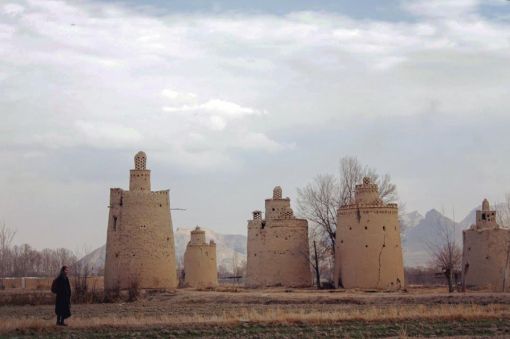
[183,226,218,288]
[246,186,312,287]
[104,151,178,290]
[334,177,404,290]
[462,199,510,292]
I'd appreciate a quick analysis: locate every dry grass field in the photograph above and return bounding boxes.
[1,287,510,338]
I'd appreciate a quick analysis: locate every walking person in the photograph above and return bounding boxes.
[51,266,71,326]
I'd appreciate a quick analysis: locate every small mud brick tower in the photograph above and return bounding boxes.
[334,177,404,290]
[183,226,218,288]
[246,186,312,287]
[104,151,177,290]
[462,199,510,292]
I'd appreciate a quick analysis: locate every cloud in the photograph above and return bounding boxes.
[1,0,510,251]
[74,120,143,148]
[0,0,509,168]
[403,0,481,17]
[3,3,25,17]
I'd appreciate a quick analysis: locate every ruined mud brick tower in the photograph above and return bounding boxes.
[246,186,312,287]
[334,177,404,290]
[183,226,218,288]
[462,199,510,292]
[104,151,178,290]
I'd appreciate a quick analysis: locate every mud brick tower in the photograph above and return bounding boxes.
[104,151,177,290]
[183,226,218,288]
[246,186,312,287]
[334,177,404,290]
[462,199,510,291]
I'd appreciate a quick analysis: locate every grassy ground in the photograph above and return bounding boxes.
[1,288,510,338]
[6,319,510,338]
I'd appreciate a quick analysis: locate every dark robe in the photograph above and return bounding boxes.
[53,274,71,319]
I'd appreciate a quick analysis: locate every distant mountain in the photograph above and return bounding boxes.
[77,245,106,273]
[78,227,246,274]
[401,202,510,267]
[174,227,246,269]
[400,211,423,236]
[402,209,462,267]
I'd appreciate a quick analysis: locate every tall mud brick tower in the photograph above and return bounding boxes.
[183,227,218,288]
[334,177,404,290]
[462,199,510,292]
[246,186,312,287]
[104,151,177,290]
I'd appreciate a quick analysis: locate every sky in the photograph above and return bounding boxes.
[0,0,509,251]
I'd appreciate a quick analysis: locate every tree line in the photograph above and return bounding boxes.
[0,224,77,278]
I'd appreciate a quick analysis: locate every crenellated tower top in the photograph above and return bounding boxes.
[190,226,207,245]
[354,177,381,205]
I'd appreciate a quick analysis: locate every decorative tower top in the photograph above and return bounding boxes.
[252,210,262,220]
[129,151,151,191]
[134,151,147,170]
[273,186,282,199]
[482,198,490,211]
[474,198,498,230]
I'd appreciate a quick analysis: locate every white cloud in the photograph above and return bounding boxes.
[163,97,262,117]
[161,89,197,104]
[0,0,509,169]
[2,3,25,17]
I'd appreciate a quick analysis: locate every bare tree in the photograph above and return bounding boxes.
[427,210,462,293]
[0,223,16,278]
[338,157,398,206]
[496,193,510,228]
[297,174,339,257]
[301,225,334,288]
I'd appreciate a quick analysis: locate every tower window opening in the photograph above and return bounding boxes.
[113,216,117,231]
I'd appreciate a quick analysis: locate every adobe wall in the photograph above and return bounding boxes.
[246,186,312,288]
[0,276,104,290]
[334,177,404,290]
[462,199,510,292]
[0,278,23,289]
[23,277,52,290]
[104,151,177,290]
[183,227,218,288]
